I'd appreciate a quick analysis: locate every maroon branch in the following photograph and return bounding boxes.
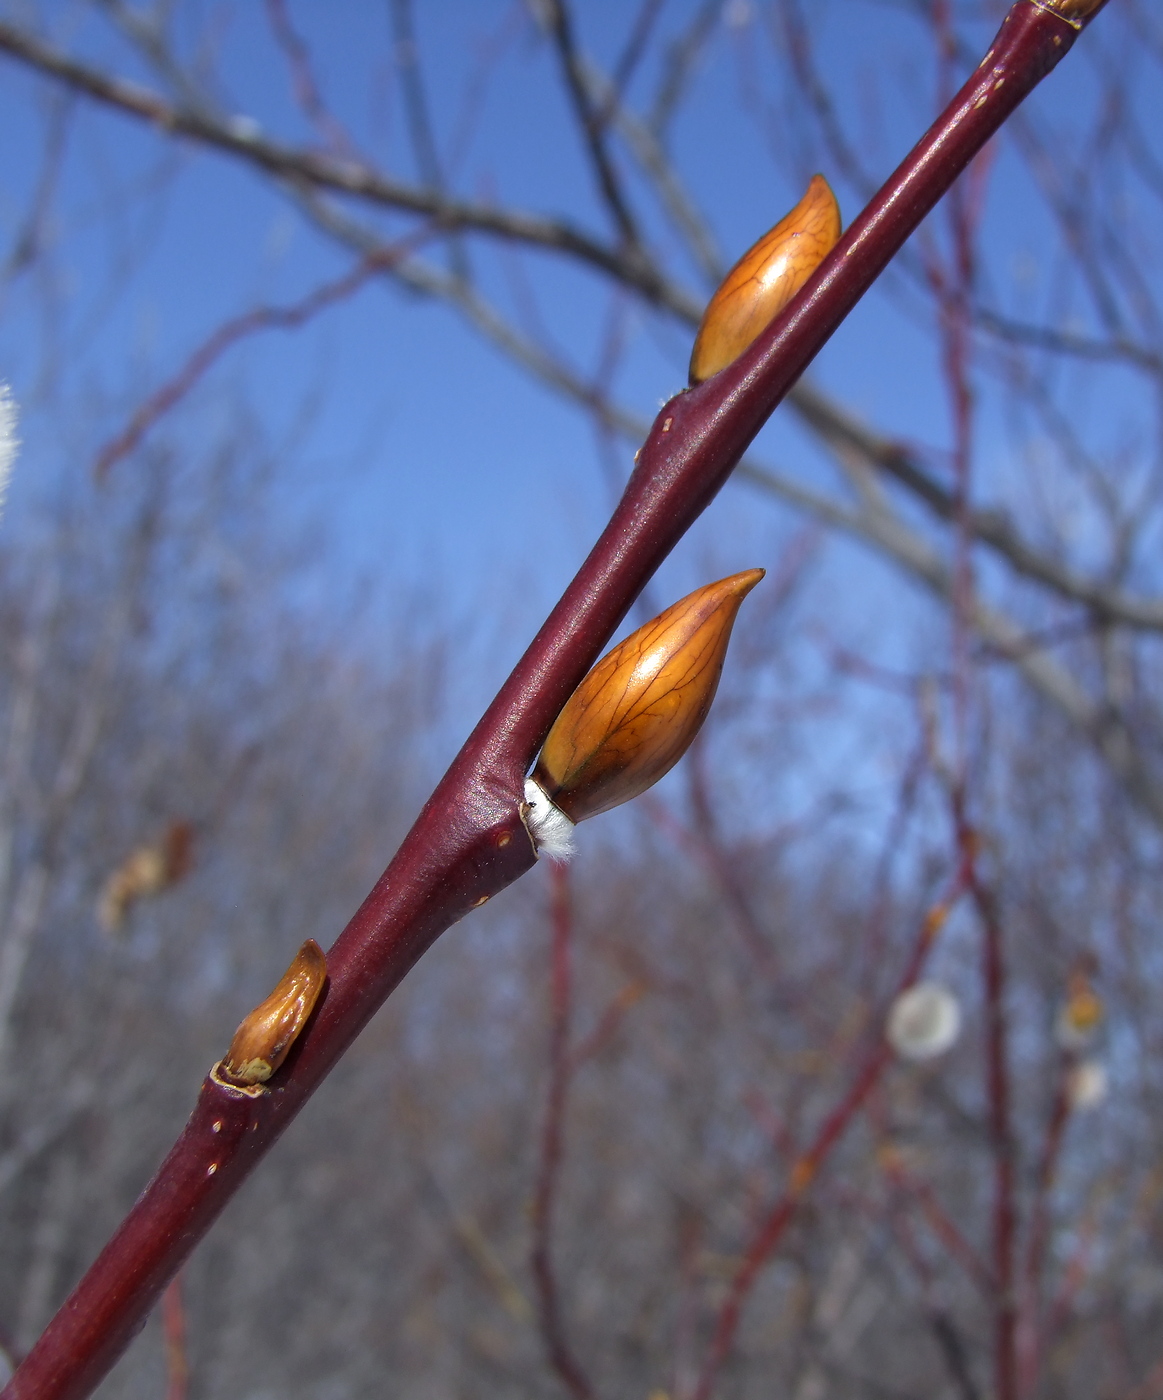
[2,7,1106,1399]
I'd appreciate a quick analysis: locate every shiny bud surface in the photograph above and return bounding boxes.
[532,569,764,822]
[1036,0,1106,24]
[689,174,841,385]
[221,938,327,1086]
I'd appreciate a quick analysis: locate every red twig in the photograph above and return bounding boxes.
[93,230,435,480]
[1017,1064,1072,1394]
[967,859,1019,1400]
[669,1205,704,1400]
[858,730,930,987]
[530,864,596,1400]
[920,0,996,789]
[1041,1213,1096,1342]
[923,13,1016,1382]
[876,1137,995,1297]
[4,9,1104,1398]
[160,1276,187,1400]
[742,1088,798,1168]
[691,855,975,1400]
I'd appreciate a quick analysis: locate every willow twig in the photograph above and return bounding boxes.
[2,7,1107,1397]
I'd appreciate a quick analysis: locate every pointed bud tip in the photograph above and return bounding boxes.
[689,175,841,386]
[533,569,765,823]
[721,566,765,598]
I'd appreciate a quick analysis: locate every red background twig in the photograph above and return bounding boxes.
[2,8,1102,1398]
[530,865,596,1400]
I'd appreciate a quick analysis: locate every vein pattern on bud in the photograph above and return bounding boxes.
[531,569,764,823]
[689,174,841,385]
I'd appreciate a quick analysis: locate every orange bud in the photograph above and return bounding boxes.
[1033,0,1104,24]
[1055,970,1104,1050]
[531,570,764,823]
[689,175,841,385]
[97,820,195,932]
[220,939,327,1086]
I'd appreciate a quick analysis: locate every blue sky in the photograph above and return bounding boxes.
[0,0,1157,808]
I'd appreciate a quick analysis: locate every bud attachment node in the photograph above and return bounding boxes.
[532,570,764,826]
[522,777,577,863]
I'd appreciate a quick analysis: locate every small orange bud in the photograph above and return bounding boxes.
[97,820,195,932]
[1055,970,1104,1050]
[689,175,841,385]
[530,569,764,824]
[219,939,327,1087]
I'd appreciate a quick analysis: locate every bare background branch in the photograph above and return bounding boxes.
[1,2,1162,1396]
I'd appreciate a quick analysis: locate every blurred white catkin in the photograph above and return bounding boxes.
[0,384,18,522]
[886,982,962,1061]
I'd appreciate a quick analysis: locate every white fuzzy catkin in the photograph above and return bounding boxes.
[523,777,576,862]
[0,385,18,524]
[1067,1059,1108,1111]
[886,982,962,1061]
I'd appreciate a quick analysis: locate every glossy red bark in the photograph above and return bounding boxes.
[3,5,1104,1397]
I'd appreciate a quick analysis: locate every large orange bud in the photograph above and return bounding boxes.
[689,175,841,385]
[526,570,764,844]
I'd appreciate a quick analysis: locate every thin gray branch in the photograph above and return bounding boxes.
[12,15,1159,644]
[537,0,643,248]
[578,55,724,285]
[739,460,1163,827]
[0,21,672,307]
[972,305,1163,379]
[790,381,1163,632]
